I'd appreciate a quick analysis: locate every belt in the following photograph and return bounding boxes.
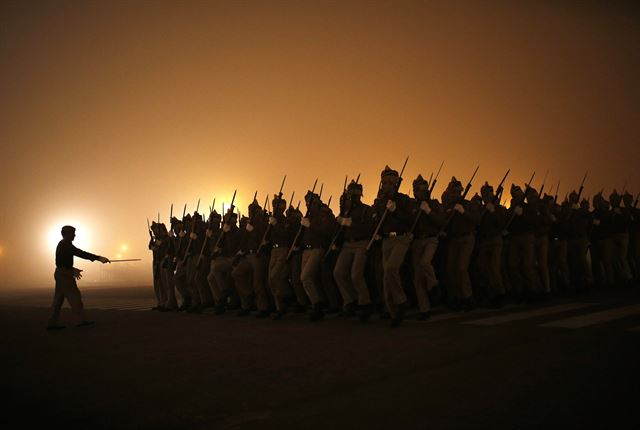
[414,234,438,240]
[383,232,408,238]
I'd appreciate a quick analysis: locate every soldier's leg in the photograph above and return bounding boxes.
[51,270,86,324]
[186,258,201,307]
[520,233,536,297]
[412,239,428,312]
[268,247,289,311]
[350,241,371,306]
[196,259,215,307]
[249,255,270,312]
[601,238,616,287]
[290,252,308,307]
[300,249,324,306]
[161,269,178,309]
[207,260,223,306]
[446,238,461,301]
[231,258,254,311]
[535,236,551,294]
[382,236,410,318]
[507,235,525,298]
[455,235,475,301]
[333,246,357,306]
[212,257,234,309]
[613,233,632,283]
[321,253,340,311]
[174,262,190,309]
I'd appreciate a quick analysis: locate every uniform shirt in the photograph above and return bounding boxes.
[373,192,413,236]
[591,207,613,241]
[412,199,446,238]
[270,212,296,247]
[476,203,506,241]
[56,240,99,269]
[446,199,481,236]
[343,201,375,242]
[610,207,631,234]
[302,205,336,249]
[567,207,592,239]
[506,201,537,235]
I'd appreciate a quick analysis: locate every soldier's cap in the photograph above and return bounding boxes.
[193,212,203,221]
[447,176,462,190]
[305,190,320,202]
[347,180,363,192]
[209,210,221,220]
[272,195,287,207]
[287,206,302,217]
[622,191,633,200]
[381,165,399,178]
[248,199,262,211]
[569,190,579,200]
[170,216,180,225]
[580,198,590,207]
[239,215,249,224]
[470,192,482,203]
[542,193,554,202]
[592,192,607,205]
[183,213,192,222]
[510,184,523,196]
[609,189,620,200]
[412,174,429,189]
[480,181,494,196]
[61,225,76,236]
[525,186,538,197]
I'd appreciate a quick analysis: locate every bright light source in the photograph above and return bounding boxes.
[46,220,92,253]
[121,244,128,251]
[0,246,4,256]
[117,254,122,259]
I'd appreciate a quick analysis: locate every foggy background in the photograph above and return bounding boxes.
[1,0,638,289]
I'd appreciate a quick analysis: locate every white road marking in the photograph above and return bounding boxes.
[462,303,594,326]
[540,304,640,329]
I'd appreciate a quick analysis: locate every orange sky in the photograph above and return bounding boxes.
[1,0,639,288]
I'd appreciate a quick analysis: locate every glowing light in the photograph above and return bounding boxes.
[117,254,122,259]
[121,244,128,251]
[45,220,92,253]
[0,246,4,256]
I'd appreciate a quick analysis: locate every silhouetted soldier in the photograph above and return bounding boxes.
[205,211,223,311]
[333,181,375,321]
[476,182,507,308]
[609,190,633,286]
[410,175,446,318]
[287,204,310,313]
[548,196,570,294]
[211,211,241,314]
[590,192,615,288]
[529,188,552,299]
[267,195,295,318]
[172,216,191,311]
[373,166,413,327]
[300,191,335,321]
[149,221,165,310]
[157,223,178,310]
[567,192,592,292]
[506,184,537,303]
[624,191,640,282]
[47,225,110,330]
[442,177,479,311]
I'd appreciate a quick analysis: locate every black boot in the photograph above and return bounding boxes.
[309,304,325,322]
[359,304,372,323]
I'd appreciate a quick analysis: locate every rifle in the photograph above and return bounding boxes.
[319,183,324,200]
[539,169,549,196]
[495,169,510,201]
[196,197,221,269]
[212,190,237,259]
[327,195,332,208]
[576,171,588,201]
[180,199,201,265]
[554,180,560,203]
[634,192,639,208]
[324,173,362,259]
[366,156,410,251]
[503,171,535,233]
[438,165,479,235]
[147,218,154,241]
[287,178,319,260]
[429,160,444,194]
[256,175,287,255]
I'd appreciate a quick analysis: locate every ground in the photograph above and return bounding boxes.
[1,285,639,429]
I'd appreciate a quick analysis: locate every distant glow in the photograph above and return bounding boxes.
[121,244,128,251]
[0,246,4,256]
[117,254,122,259]
[45,220,92,254]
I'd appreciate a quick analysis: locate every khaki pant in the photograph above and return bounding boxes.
[153,261,165,306]
[477,236,504,298]
[611,232,632,282]
[446,234,475,300]
[232,258,254,310]
[591,238,614,287]
[186,257,201,306]
[382,234,411,317]
[534,235,550,293]
[333,240,370,306]
[174,261,191,306]
[269,247,292,311]
[508,232,536,295]
[48,268,86,326]
[411,237,439,312]
[549,239,569,292]
[631,230,640,280]
[195,256,214,306]
[568,236,592,289]
[212,257,234,306]
[289,252,309,305]
[301,248,324,305]
[160,268,178,309]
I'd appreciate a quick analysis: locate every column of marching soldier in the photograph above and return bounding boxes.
[147,163,640,327]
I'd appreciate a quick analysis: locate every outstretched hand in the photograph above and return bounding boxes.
[73,268,83,280]
[98,256,110,264]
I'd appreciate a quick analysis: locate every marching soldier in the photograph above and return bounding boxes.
[173,214,191,311]
[300,191,335,321]
[372,166,413,327]
[442,177,480,311]
[566,192,592,292]
[590,192,615,288]
[410,175,446,318]
[333,181,375,321]
[157,223,178,310]
[476,182,507,308]
[624,192,640,282]
[267,194,296,318]
[211,210,241,314]
[529,188,553,299]
[609,190,633,286]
